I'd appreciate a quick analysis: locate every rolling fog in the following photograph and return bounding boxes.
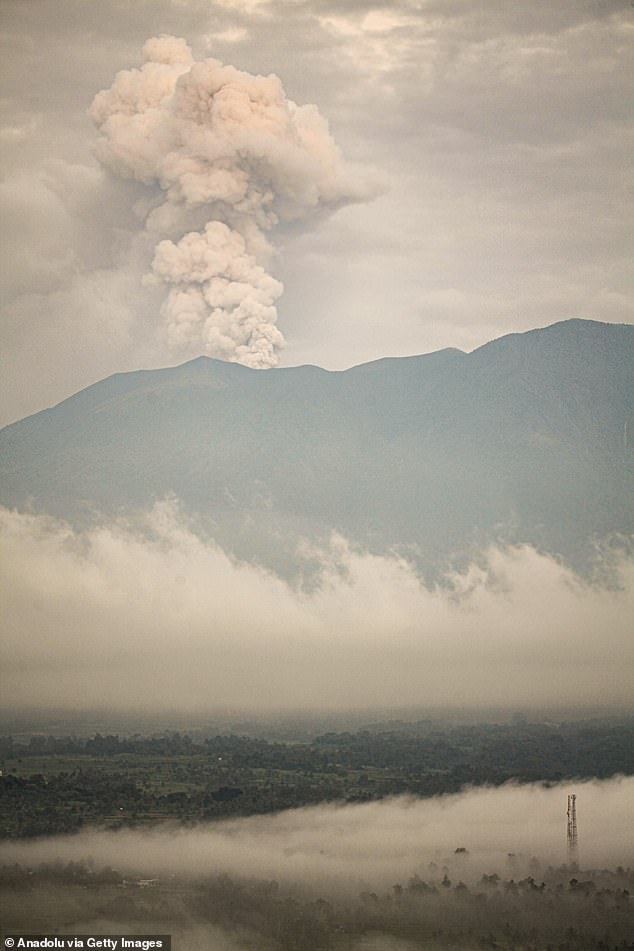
[1,502,633,712]
[1,778,632,889]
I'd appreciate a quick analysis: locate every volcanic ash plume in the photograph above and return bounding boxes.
[152,222,284,364]
[90,35,378,366]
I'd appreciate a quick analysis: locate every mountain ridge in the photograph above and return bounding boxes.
[2,317,623,430]
[1,318,632,577]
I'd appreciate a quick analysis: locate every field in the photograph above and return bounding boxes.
[2,717,633,948]
[1,718,633,838]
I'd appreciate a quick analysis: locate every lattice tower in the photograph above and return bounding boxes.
[567,794,578,863]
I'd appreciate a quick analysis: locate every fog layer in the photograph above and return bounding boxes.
[1,503,632,712]
[1,778,632,889]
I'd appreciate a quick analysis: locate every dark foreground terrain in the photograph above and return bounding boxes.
[1,718,632,839]
[1,859,633,950]
[2,717,633,948]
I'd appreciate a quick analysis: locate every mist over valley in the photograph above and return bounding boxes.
[1,4,633,945]
[2,294,633,951]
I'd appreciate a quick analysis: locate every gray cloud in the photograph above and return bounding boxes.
[1,503,632,713]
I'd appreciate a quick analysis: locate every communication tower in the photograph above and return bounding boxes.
[566,794,578,864]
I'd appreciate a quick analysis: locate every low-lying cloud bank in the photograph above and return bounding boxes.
[1,778,632,887]
[1,502,633,712]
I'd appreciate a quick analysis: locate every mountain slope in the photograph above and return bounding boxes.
[1,319,632,575]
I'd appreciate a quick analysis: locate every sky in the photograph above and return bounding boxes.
[1,0,633,427]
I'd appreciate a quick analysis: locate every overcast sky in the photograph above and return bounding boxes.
[1,0,633,425]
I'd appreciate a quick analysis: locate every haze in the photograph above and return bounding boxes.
[1,8,633,949]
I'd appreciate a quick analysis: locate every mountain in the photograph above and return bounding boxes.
[1,319,632,576]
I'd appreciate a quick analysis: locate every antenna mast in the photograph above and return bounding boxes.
[567,794,578,864]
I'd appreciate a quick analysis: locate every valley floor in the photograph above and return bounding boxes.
[1,862,633,950]
[1,719,632,839]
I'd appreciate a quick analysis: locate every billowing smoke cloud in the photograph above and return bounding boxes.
[152,221,283,360]
[1,503,633,713]
[90,35,379,366]
[1,778,632,887]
